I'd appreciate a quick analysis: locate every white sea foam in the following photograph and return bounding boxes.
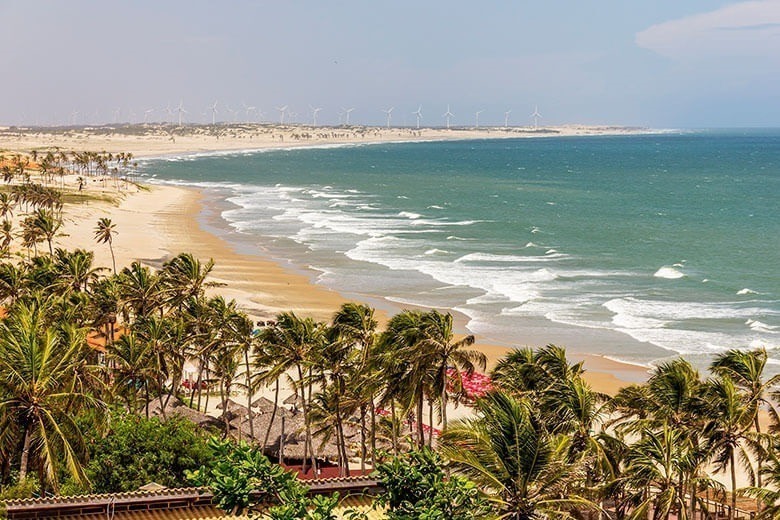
[746,319,779,333]
[399,211,422,219]
[454,252,566,263]
[424,248,449,256]
[654,266,685,279]
[737,288,758,295]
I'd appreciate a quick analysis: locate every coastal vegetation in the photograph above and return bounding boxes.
[0,154,778,518]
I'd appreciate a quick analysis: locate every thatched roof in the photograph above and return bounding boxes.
[283,393,304,408]
[232,409,342,461]
[250,396,278,414]
[144,398,222,430]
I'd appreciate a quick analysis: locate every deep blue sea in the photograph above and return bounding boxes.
[141,130,780,370]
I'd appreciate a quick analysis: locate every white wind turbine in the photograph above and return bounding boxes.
[276,105,288,125]
[310,105,322,126]
[112,107,121,124]
[443,105,454,129]
[381,107,394,128]
[530,105,542,130]
[341,107,355,125]
[475,110,484,129]
[163,103,173,124]
[143,108,155,123]
[208,101,219,125]
[412,105,422,129]
[175,100,187,126]
[242,102,257,122]
[225,105,239,122]
[504,109,511,128]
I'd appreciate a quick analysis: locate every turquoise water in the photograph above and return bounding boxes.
[142,130,780,369]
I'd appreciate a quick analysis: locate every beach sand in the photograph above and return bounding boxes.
[54,177,648,396]
[2,124,655,394]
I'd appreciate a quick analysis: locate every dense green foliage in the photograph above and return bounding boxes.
[84,412,214,493]
[374,448,492,520]
[187,438,339,519]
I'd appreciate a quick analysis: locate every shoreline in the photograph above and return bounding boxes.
[4,125,661,395]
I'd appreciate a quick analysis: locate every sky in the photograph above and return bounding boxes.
[1,0,779,128]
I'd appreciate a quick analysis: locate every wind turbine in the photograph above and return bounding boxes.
[341,107,355,125]
[381,107,394,128]
[242,102,257,122]
[143,108,155,123]
[175,100,187,126]
[310,105,322,126]
[112,107,121,124]
[208,101,218,125]
[412,105,422,129]
[163,103,173,124]
[475,110,484,129]
[276,105,288,125]
[504,110,511,128]
[530,105,542,130]
[225,105,238,122]
[443,105,454,129]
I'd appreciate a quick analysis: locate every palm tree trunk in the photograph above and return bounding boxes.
[390,400,398,456]
[297,365,309,475]
[307,368,317,476]
[369,396,377,465]
[441,373,448,430]
[244,349,254,440]
[729,453,736,520]
[359,404,367,472]
[263,379,279,450]
[220,384,230,439]
[427,398,434,448]
[108,240,116,275]
[18,424,32,481]
[416,388,425,448]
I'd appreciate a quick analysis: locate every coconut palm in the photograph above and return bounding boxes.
[701,376,756,520]
[711,348,780,490]
[418,309,486,430]
[439,391,596,519]
[117,261,164,320]
[94,218,117,274]
[0,298,106,490]
[256,312,325,473]
[52,248,103,294]
[160,252,215,309]
[623,423,701,520]
[30,208,61,255]
[379,310,431,448]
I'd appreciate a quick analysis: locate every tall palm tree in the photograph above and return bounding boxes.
[379,310,430,449]
[94,218,118,274]
[0,298,106,491]
[701,376,756,520]
[439,391,596,519]
[330,302,378,468]
[623,423,703,520]
[711,348,780,490]
[418,309,486,430]
[31,208,61,255]
[255,312,325,473]
[160,253,215,309]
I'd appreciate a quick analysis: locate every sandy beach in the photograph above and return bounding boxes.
[1,124,656,394]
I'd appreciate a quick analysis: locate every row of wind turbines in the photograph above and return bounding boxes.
[64,101,544,129]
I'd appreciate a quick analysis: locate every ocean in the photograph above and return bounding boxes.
[141,129,780,371]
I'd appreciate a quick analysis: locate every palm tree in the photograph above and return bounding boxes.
[623,423,703,520]
[117,261,164,320]
[31,208,61,255]
[711,348,780,491]
[379,310,430,449]
[701,376,756,520]
[256,312,325,474]
[330,302,378,469]
[94,218,117,274]
[439,391,596,519]
[0,298,106,491]
[160,252,215,309]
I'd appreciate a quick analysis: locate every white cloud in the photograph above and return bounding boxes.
[636,1,780,60]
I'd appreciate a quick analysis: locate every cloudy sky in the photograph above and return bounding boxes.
[1,1,778,128]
